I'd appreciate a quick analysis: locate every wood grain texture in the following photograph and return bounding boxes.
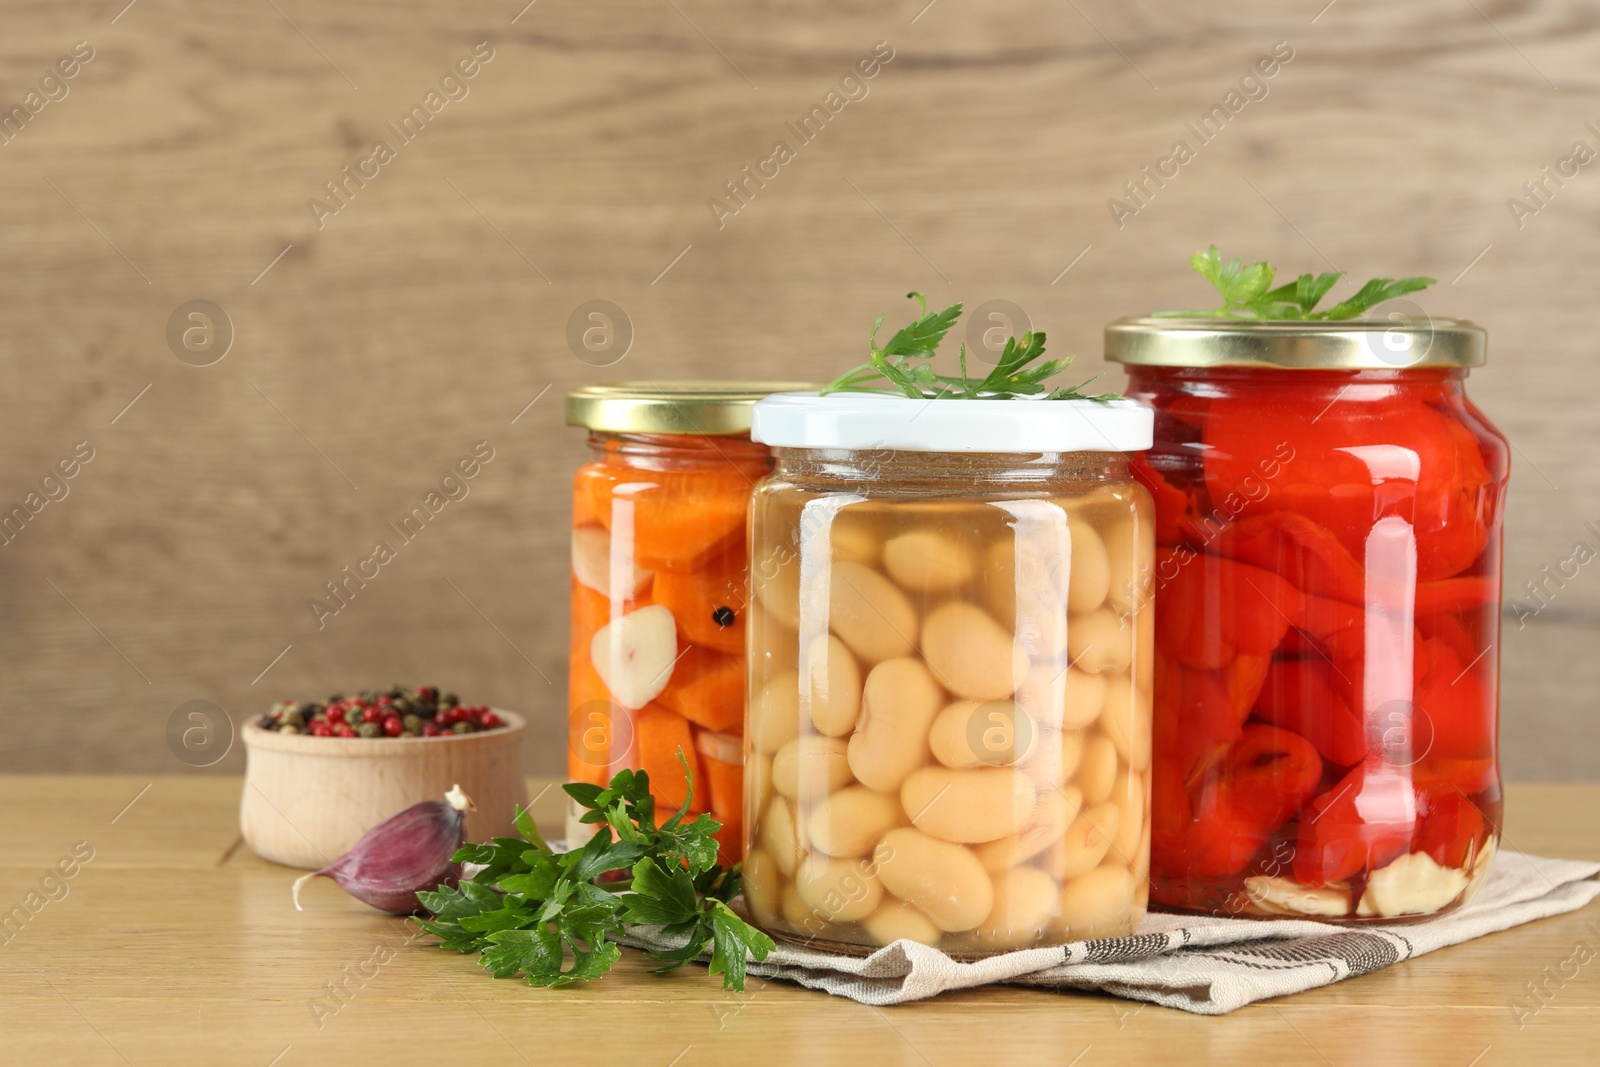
[0,776,1595,1065]
[1,1,1599,776]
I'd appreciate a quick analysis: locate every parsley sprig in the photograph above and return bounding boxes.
[1156,245,1435,320]
[413,761,773,991]
[821,292,1119,401]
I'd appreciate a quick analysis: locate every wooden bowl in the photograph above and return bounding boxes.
[240,710,529,870]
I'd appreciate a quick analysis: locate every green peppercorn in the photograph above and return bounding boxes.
[403,714,424,732]
[357,722,381,739]
[401,729,421,738]
[442,692,459,709]
[283,708,305,727]
[451,721,471,735]
[278,723,301,735]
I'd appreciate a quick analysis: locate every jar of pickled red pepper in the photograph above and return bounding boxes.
[565,382,811,861]
[741,392,1156,955]
[1105,318,1508,921]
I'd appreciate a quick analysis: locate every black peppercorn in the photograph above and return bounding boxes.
[712,606,736,628]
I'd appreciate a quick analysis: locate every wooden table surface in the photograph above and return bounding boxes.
[2,777,1596,1066]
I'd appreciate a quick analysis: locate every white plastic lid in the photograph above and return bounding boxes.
[750,392,1153,453]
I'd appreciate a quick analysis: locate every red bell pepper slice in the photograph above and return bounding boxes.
[1415,576,1497,617]
[1412,639,1495,762]
[1131,455,1207,549]
[1177,725,1323,878]
[1204,395,1494,582]
[1414,786,1488,870]
[1254,658,1367,767]
[1155,550,1306,670]
[1211,512,1368,606]
[1294,764,1416,886]
[1153,659,1243,786]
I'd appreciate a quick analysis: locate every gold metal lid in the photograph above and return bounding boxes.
[565,381,818,435]
[1104,317,1486,370]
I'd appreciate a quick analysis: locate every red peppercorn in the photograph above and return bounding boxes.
[362,706,382,724]
[479,711,502,729]
[327,706,346,724]
[422,723,440,737]
[382,717,403,737]
[310,721,333,737]
[335,723,358,738]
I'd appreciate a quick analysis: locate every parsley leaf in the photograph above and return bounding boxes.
[413,758,773,992]
[1156,245,1435,320]
[821,293,1121,402]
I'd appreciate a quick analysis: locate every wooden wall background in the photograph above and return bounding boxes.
[3,0,1598,780]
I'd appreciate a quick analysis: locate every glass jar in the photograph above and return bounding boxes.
[1106,318,1508,921]
[742,392,1156,956]
[565,382,811,862]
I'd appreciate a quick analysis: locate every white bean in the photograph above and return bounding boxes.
[742,847,780,923]
[847,658,944,792]
[794,854,883,922]
[1076,736,1118,805]
[803,634,861,737]
[1100,673,1151,772]
[1100,671,1152,771]
[928,699,1037,769]
[830,513,880,566]
[1017,664,1106,731]
[861,899,943,947]
[749,670,800,755]
[1066,522,1111,613]
[771,736,853,800]
[1055,865,1136,939]
[753,548,802,630]
[883,530,975,594]
[1066,607,1133,674]
[876,828,994,933]
[922,601,1029,701]
[1109,767,1145,862]
[748,752,773,817]
[829,561,918,664]
[760,797,805,876]
[807,786,902,858]
[900,767,1035,844]
[979,866,1059,948]
[974,786,1081,872]
[1101,518,1148,616]
[1038,802,1120,881]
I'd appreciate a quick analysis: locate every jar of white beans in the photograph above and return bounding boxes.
[743,392,1157,956]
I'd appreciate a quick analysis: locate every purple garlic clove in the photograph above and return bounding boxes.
[293,784,476,915]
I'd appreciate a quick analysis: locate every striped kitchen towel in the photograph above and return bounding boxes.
[622,849,1600,1014]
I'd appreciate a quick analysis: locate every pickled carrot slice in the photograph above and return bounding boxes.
[637,704,706,814]
[633,490,748,572]
[702,753,743,819]
[656,647,746,733]
[574,464,752,572]
[711,808,743,868]
[652,541,748,655]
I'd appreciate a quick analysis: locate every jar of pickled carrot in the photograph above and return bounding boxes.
[565,382,811,862]
[1106,318,1508,921]
[741,392,1156,955]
